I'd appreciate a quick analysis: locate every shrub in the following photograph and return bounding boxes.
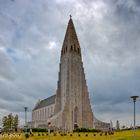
[27,128,54,132]
[100,133,102,136]
[74,128,101,132]
[25,133,30,138]
[64,133,67,136]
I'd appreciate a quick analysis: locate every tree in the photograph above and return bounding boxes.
[13,115,19,131]
[7,113,14,131]
[2,113,19,132]
[2,116,9,131]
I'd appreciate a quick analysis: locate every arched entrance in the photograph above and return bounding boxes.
[74,106,79,129]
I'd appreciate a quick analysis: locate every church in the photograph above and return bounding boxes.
[28,17,110,131]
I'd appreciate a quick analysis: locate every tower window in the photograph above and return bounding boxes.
[65,46,67,52]
[71,45,73,51]
[78,48,80,53]
[65,47,67,53]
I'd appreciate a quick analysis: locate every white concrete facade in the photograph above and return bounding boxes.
[32,104,55,122]
[28,17,110,131]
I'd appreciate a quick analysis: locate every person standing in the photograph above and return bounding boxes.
[0,128,2,134]
[29,128,32,135]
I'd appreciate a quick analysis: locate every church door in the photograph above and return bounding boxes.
[74,107,78,129]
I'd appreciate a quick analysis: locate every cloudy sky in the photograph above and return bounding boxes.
[0,0,140,127]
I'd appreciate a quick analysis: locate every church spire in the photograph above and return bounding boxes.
[54,17,93,130]
[61,16,81,55]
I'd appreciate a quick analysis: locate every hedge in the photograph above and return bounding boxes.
[26,128,53,132]
[73,128,101,132]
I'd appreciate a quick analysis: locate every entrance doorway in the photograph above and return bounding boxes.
[74,107,79,129]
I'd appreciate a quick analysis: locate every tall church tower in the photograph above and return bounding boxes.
[52,16,93,131]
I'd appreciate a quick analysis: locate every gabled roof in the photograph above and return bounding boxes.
[33,95,56,111]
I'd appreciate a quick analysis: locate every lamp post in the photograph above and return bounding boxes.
[24,107,28,132]
[131,96,139,140]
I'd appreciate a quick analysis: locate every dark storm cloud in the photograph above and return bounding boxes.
[0,0,140,126]
[80,0,140,124]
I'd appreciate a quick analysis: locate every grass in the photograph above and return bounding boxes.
[0,129,140,140]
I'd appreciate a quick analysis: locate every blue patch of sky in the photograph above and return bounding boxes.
[11,27,26,50]
[6,47,19,63]
[14,30,23,41]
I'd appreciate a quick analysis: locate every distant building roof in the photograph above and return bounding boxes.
[33,95,56,111]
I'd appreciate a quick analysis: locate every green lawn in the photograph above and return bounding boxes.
[0,130,140,140]
[30,130,140,140]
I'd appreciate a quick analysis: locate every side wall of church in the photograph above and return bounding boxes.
[31,104,55,128]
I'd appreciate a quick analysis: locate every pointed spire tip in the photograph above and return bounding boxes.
[69,14,72,19]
